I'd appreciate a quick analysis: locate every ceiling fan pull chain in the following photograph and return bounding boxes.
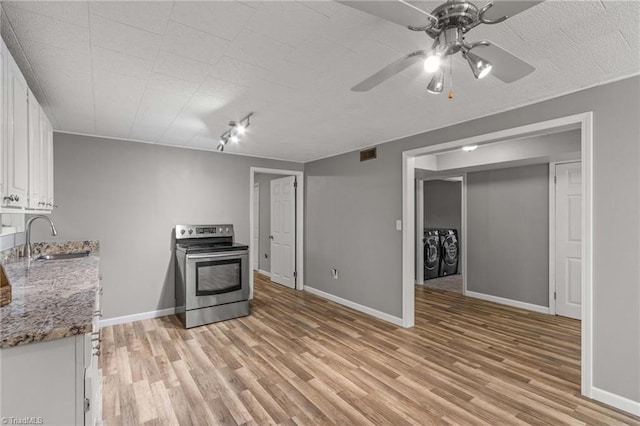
[448,55,454,99]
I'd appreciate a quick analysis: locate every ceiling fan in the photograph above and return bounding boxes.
[339,0,543,95]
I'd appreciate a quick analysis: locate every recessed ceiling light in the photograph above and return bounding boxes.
[462,145,478,152]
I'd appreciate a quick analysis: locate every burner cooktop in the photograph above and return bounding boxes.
[176,242,249,254]
[174,224,248,254]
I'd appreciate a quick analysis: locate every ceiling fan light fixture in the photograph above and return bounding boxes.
[423,53,441,73]
[426,68,444,94]
[464,51,492,79]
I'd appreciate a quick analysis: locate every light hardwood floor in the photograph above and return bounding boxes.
[101,274,640,425]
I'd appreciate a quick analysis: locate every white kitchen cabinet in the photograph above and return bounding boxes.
[0,39,54,214]
[0,291,102,425]
[40,109,54,210]
[28,95,54,211]
[4,49,28,209]
[0,40,5,200]
[27,89,42,209]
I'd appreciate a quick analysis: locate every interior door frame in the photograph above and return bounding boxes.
[402,112,593,397]
[250,167,304,298]
[269,175,297,289]
[415,175,465,291]
[548,160,582,316]
[253,182,260,271]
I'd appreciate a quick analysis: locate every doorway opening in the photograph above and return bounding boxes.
[403,112,593,397]
[250,168,304,298]
[416,177,463,294]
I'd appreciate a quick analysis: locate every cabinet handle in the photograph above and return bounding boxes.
[93,310,103,317]
[3,194,19,202]
[93,343,101,350]
[93,350,100,357]
[38,201,46,206]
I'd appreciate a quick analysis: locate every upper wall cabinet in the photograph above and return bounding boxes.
[1,39,54,213]
[39,104,54,210]
[28,89,42,209]
[4,46,28,209]
[0,40,4,200]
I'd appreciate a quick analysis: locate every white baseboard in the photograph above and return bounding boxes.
[465,291,550,314]
[304,286,403,327]
[99,307,175,327]
[257,269,271,278]
[591,387,640,416]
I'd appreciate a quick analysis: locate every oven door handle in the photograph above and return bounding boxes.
[186,251,248,260]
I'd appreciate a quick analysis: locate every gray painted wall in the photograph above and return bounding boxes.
[305,76,640,402]
[424,180,461,231]
[466,164,549,306]
[254,173,282,273]
[32,133,302,319]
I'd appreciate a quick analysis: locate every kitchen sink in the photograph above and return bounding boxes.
[35,251,91,261]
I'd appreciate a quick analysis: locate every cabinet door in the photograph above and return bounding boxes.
[28,89,42,209]
[5,54,28,208]
[0,41,5,199]
[40,113,53,210]
[38,106,50,209]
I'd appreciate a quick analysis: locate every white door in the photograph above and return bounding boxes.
[270,176,296,288]
[555,162,582,319]
[253,183,259,270]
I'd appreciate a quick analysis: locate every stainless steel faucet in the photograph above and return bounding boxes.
[24,216,58,259]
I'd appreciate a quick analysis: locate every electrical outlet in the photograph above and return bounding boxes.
[331,268,338,279]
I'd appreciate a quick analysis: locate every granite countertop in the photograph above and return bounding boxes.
[0,242,100,349]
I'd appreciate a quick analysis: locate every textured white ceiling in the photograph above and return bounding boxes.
[1,1,639,162]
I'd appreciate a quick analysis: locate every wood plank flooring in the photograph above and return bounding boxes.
[101,274,640,425]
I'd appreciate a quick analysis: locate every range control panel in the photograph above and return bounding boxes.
[175,224,234,239]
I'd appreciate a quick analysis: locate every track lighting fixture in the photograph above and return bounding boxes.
[216,112,253,152]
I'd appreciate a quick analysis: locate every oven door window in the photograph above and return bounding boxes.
[195,258,242,296]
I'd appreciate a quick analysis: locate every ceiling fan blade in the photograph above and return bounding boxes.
[471,43,535,83]
[482,1,544,21]
[351,50,426,92]
[337,0,436,29]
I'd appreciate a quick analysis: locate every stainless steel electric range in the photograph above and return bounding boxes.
[174,224,249,328]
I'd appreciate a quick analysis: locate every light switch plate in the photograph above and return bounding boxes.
[396,220,402,231]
